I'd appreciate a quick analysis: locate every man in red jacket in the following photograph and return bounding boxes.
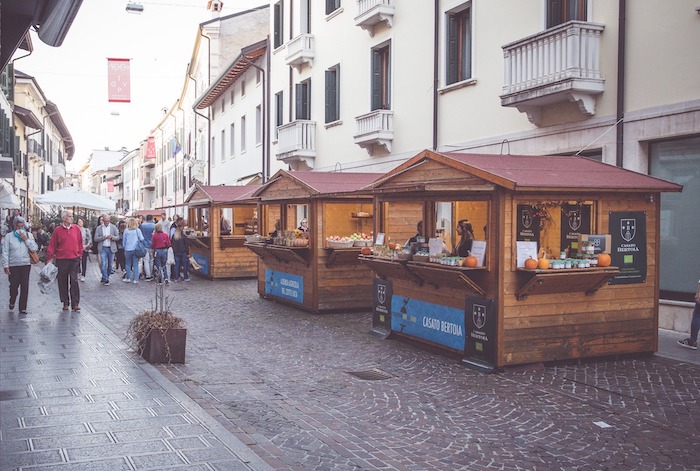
[46,210,84,311]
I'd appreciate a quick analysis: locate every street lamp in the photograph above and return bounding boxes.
[125,2,144,14]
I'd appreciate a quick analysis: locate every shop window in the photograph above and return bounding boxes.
[435,200,488,256]
[380,201,423,247]
[285,204,309,232]
[323,202,373,240]
[325,64,340,123]
[371,43,391,111]
[650,136,700,301]
[263,204,282,237]
[445,4,472,86]
[547,0,587,28]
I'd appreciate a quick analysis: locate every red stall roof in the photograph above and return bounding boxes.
[254,170,384,198]
[373,150,683,193]
[186,184,260,206]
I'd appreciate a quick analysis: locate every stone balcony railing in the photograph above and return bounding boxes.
[285,34,314,70]
[355,0,394,36]
[276,120,316,170]
[500,21,605,125]
[354,109,394,154]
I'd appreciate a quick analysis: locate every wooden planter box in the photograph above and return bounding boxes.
[141,328,187,364]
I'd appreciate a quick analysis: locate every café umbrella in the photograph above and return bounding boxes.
[0,181,21,209]
[35,186,116,212]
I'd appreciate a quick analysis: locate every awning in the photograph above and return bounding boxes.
[13,105,43,130]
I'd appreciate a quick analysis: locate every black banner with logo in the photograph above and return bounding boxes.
[372,278,392,333]
[516,204,540,242]
[609,211,647,285]
[464,297,496,368]
[560,204,591,257]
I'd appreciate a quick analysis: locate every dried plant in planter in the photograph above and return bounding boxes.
[125,296,186,363]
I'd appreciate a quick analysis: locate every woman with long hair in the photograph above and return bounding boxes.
[122,217,145,283]
[452,219,475,257]
[170,218,190,282]
[2,217,38,314]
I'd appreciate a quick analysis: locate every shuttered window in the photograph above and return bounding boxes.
[547,0,587,28]
[274,91,283,139]
[295,80,311,120]
[273,1,284,48]
[326,0,340,15]
[325,65,340,123]
[446,6,471,86]
[371,44,391,111]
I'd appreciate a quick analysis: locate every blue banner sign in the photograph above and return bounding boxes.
[192,253,209,276]
[265,269,304,304]
[391,296,465,350]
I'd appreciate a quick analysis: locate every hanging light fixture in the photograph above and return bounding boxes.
[125,2,144,13]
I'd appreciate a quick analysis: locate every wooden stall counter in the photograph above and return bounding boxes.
[245,242,311,266]
[515,266,620,300]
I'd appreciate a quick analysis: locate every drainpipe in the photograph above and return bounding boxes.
[240,50,268,183]
[188,72,211,186]
[432,0,439,150]
[200,26,212,184]
[616,0,626,168]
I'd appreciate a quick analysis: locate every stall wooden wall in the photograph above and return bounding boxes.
[499,193,658,366]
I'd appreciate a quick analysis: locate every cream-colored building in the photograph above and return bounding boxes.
[13,69,74,221]
[267,1,699,322]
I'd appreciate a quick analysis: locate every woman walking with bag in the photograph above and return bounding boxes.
[2,217,38,314]
[77,218,92,282]
[122,218,145,284]
[151,223,171,284]
[170,218,190,282]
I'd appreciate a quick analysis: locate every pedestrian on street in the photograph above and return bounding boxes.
[77,218,92,282]
[122,217,145,284]
[2,216,38,314]
[139,215,156,281]
[94,214,119,286]
[678,279,700,350]
[170,218,190,282]
[160,212,171,235]
[46,210,83,311]
[169,214,180,240]
[151,222,171,284]
[115,220,126,277]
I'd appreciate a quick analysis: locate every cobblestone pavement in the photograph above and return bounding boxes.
[6,259,700,470]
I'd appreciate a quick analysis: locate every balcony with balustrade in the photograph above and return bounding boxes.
[355,0,394,36]
[27,138,46,164]
[353,109,394,154]
[51,162,66,180]
[276,120,316,170]
[285,34,314,70]
[500,21,605,126]
[142,176,155,190]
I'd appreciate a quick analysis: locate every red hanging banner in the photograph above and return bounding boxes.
[107,180,114,192]
[145,136,156,159]
[107,58,131,103]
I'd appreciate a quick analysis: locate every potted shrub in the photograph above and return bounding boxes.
[126,297,187,364]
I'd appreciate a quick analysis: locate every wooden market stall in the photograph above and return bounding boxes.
[185,184,259,279]
[245,170,382,313]
[360,150,682,370]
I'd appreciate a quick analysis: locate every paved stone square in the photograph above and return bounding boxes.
[2,261,699,470]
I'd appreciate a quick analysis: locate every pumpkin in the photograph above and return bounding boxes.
[464,252,478,268]
[293,238,309,247]
[597,252,611,267]
[360,246,372,255]
[388,242,396,250]
[524,257,538,269]
[538,250,549,270]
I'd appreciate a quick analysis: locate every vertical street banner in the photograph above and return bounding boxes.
[464,297,497,371]
[107,180,114,192]
[609,211,647,285]
[107,58,131,103]
[516,204,540,243]
[560,204,591,256]
[145,136,156,159]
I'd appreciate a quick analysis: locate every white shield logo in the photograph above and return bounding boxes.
[377,284,387,305]
[621,219,636,242]
[567,209,582,231]
[522,209,533,229]
[473,304,486,329]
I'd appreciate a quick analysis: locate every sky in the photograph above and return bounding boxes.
[15,0,267,172]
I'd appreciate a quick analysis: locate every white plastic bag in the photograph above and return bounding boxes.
[167,247,175,265]
[38,261,58,294]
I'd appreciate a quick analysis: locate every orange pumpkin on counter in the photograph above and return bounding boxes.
[360,246,372,255]
[524,257,538,269]
[597,252,611,267]
[538,250,549,270]
[464,252,478,268]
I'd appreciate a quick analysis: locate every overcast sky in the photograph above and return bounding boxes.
[16,0,266,171]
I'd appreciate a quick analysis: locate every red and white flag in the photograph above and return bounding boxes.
[107,58,131,103]
[145,136,156,159]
